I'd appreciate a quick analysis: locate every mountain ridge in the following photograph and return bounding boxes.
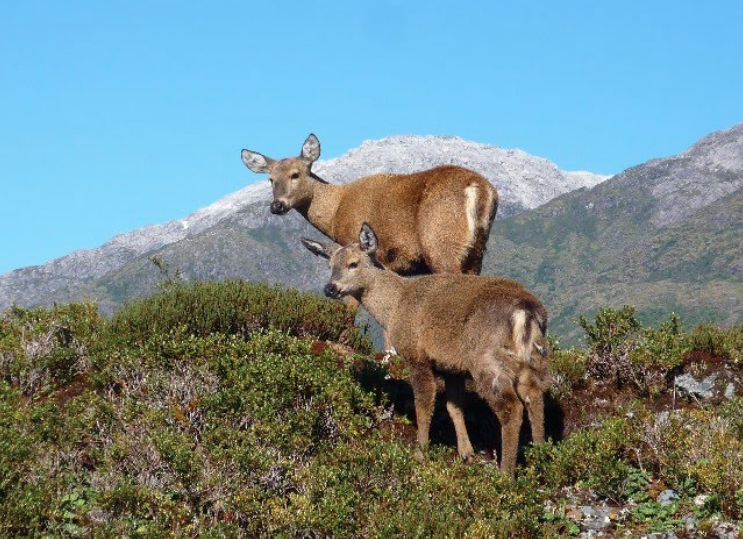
[483,122,743,340]
[0,135,609,313]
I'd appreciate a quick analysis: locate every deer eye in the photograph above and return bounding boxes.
[348,262,358,270]
[291,172,300,180]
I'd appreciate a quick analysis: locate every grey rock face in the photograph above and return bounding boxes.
[674,373,717,400]
[623,123,743,228]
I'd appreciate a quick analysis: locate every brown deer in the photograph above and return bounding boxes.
[301,224,550,477]
[241,134,498,277]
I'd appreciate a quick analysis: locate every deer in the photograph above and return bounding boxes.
[241,134,499,277]
[301,223,551,477]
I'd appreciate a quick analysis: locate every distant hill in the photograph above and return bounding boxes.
[0,135,607,314]
[484,123,743,341]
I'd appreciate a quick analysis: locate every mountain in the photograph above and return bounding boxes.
[483,123,743,341]
[0,135,608,314]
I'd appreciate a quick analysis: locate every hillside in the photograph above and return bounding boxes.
[0,135,607,314]
[485,123,743,341]
[1,285,742,537]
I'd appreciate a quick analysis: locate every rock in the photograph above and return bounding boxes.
[579,506,612,531]
[724,382,736,399]
[684,513,699,533]
[694,494,710,507]
[712,521,740,539]
[657,489,679,506]
[675,373,717,399]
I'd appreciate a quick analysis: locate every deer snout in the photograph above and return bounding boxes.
[270,200,290,215]
[324,283,341,299]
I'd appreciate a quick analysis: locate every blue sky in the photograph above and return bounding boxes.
[1,1,741,275]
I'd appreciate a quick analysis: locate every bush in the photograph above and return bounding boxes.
[105,281,371,353]
[577,306,641,387]
[688,323,743,367]
[628,313,690,395]
[576,308,690,394]
[549,348,587,398]
[0,302,103,395]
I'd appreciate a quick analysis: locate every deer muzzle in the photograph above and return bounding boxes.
[324,283,341,299]
[270,200,290,215]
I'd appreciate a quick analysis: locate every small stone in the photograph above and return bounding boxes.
[694,494,709,507]
[684,513,699,533]
[657,489,679,506]
[711,521,739,539]
[644,533,679,539]
[724,383,735,399]
[580,506,611,530]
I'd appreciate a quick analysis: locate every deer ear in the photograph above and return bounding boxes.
[241,149,274,173]
[300,133,321,164]
[359,223,378,254]
[301,237,335,259]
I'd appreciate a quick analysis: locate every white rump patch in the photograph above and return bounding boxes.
[511,310,528,360]
[464,185,479,250]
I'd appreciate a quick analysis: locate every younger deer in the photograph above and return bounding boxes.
[302,224,550,477]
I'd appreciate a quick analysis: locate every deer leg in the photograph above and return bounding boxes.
[471,362,523,477]
[382,329,396,355]
[442,373,475,461]
[410,364,438,459]
[517,360,550,445]
[490,389,523,478]
[518,380,545,445]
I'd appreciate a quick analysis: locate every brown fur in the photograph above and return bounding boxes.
[302,225,551,478]
[242,134,499,277]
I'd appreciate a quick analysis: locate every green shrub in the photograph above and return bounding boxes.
[578,305,641,354]
[577,306,641,387]
[576,308,691,394]
[688,323,743,367]
[549,348,587,398]
[206,330,378,456]
[527,401,743,523]
[629,313,690,395]
[0,302,103,395]
[105,281,371,352]
[527,414,640,499]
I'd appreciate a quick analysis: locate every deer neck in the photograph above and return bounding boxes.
[298,178,345,238]
[359,270,407,331]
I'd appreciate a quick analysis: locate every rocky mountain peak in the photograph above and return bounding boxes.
[679,122,743,172]
[314,134,609,216]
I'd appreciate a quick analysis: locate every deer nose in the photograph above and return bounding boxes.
[324,283,340,299]
[270,200,289,215]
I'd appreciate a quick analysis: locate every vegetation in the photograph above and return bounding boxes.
[485,185,743,343]
[1,285,742,537]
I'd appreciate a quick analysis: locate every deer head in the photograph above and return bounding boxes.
[301,223,381,300]
[241,133,322,215]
